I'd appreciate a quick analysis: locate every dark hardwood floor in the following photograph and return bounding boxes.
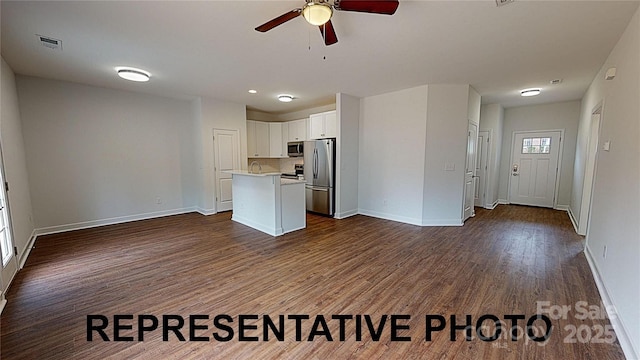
[0,205,625,359]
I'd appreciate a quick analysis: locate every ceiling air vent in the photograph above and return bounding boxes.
[36,35,62,51]
[496,0,515,7]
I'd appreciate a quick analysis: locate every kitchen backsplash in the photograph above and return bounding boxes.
[247,157,303,173]
[279,157,303,173]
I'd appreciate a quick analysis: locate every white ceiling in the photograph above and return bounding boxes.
[2,1,638,114]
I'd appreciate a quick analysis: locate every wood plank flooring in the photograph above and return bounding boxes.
[0,205,625,359]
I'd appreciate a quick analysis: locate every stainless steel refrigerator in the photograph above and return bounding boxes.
[304,139,335,216]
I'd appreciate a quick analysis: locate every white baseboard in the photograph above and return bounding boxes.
[498,199,509,205]
[0,297,7,315]
[34,207,198,237]
[358,209,462,227]
[231,215,282,236]
[357,209,423,226]
[584,245,639,360]
[196,207,216,216]
[485,200,499,210]
[554,204,569,211]
[567,207,580,234]
[334,209,358,219]
[18,229,37,269]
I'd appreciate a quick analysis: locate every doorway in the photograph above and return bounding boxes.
[577,104,602,235]
[509,130,563,208]
[213,129,241,212]
[475,131,489,208]
[463,121,478,221]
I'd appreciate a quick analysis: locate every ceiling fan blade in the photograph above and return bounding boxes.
[255,9,302,32]
[335,0,399,15]
[319,20,338,46]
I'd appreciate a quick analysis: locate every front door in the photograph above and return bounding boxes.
[0,146,18,295]
[463,122,478,221]
[509,131,562,208]
[213,129,240,212]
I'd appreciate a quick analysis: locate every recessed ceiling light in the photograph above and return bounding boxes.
[520,88,541,97]
[116,67,151,82]
[278,94,294,102]
[248,89,257,94]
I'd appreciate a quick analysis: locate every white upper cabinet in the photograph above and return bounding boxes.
[288,118,308,142]
[269,122,288,158]
[308,110,337,139]
[248,120,289,158]
[247,120,270,157]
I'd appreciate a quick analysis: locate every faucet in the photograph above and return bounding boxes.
[249,161,262,174]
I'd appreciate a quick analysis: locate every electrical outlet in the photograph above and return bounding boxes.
[603,245,607,259]
[156,197,162,205]
[383,199,388,206]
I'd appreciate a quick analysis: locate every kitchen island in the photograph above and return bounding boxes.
[226,171,305,236]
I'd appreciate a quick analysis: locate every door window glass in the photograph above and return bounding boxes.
[522,137,551,154]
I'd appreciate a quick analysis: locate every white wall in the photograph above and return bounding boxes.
[359,86,428,225]
[422,84,470,225]
[16,76,198,232]
[358,84,472,226]
[577,8,639,358]
[479,104,504,208]
[197,97,247,213]
[335,93,359,218]
[1,58,35,264]
[245,109,279,122]
[498,101,580,208]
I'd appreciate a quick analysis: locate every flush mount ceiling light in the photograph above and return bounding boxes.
[278,94,294,102]
[116,67,151,82]
[302,1,333,26]
[248,89,258,94]
[520,88,541,97]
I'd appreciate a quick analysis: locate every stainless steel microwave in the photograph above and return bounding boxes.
[287,141,304,157]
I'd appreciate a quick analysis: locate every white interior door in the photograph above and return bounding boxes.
[578,108,602,235]
[0,147,18,295]
[213,129,240,212]
[474,131,489,208]
[463,122,478,221]
[509,131,562,208]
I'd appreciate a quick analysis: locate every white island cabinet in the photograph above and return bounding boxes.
[226,171,305,236]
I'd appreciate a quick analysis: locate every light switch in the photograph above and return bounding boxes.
[444,162,455,171]
[603,140,610,151]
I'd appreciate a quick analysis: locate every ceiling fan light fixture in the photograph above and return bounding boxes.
[520,88,541,97]
[116,67,151,82]
[302,2,333,26]
[278,94,294,102]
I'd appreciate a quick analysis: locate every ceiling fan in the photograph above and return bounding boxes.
[255,0,399,46]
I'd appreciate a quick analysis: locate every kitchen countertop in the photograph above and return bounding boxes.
[224,170,281,177]
[280,178,306,185]
[224,170,305,185]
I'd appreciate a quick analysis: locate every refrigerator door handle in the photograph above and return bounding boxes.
[313,148,318,178]
[306,186,328,192]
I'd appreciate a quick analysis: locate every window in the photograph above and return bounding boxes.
[522,137,551,154]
